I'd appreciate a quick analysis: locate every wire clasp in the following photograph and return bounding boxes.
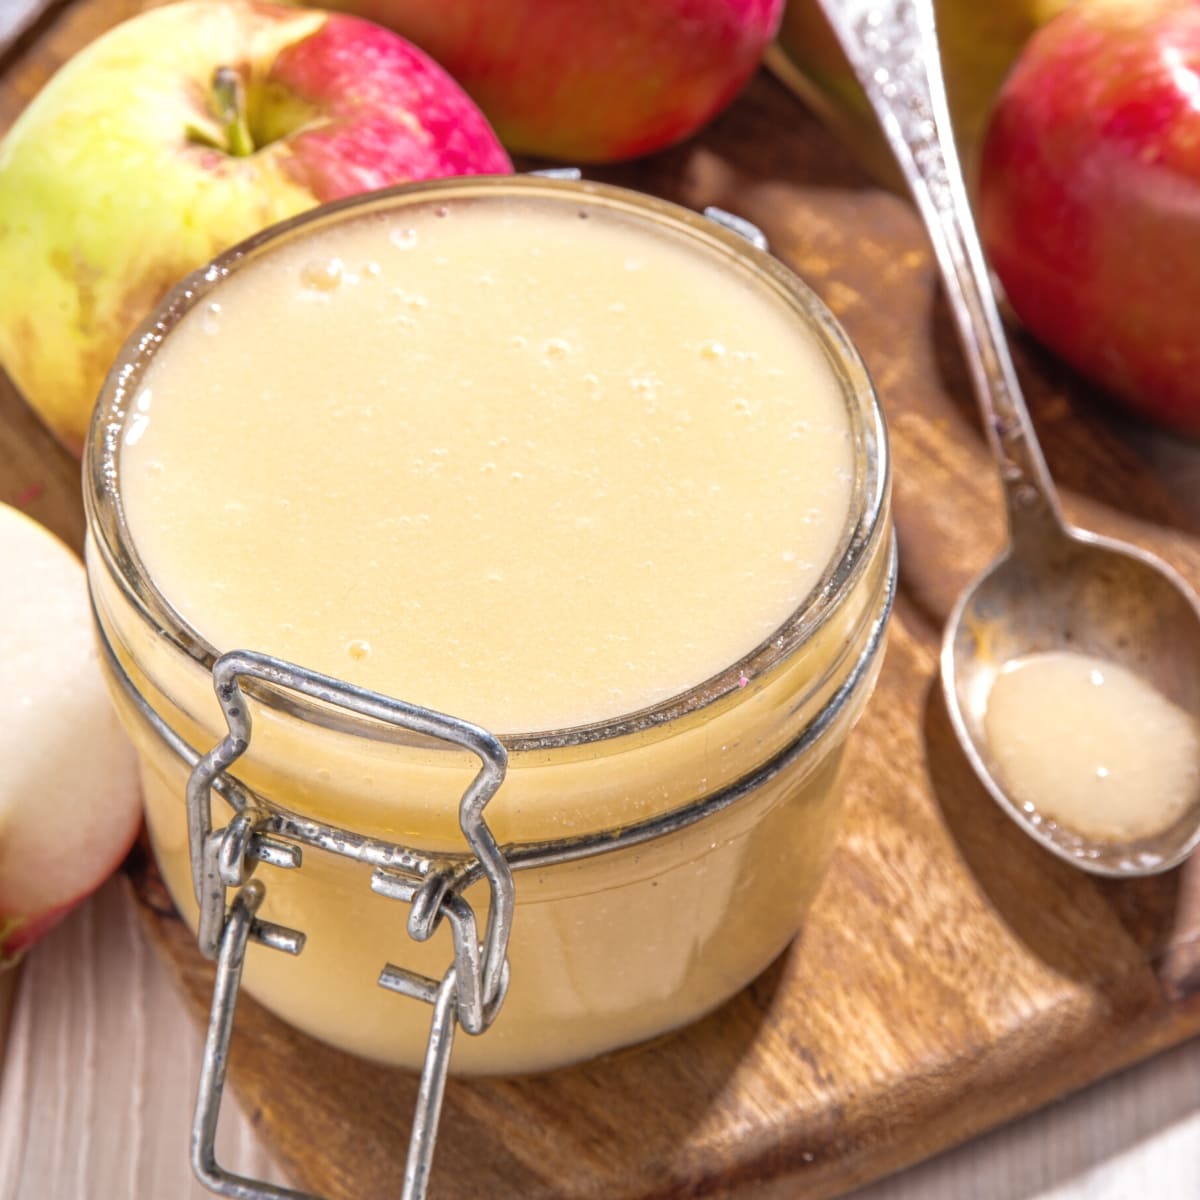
[185,650,511,1200]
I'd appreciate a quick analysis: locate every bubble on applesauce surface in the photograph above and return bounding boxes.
[390,227,418,250]
[300,258,345,293]
[394,290,428,312]
[201,302,222,336]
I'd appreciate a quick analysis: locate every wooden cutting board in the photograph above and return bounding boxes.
[5,3,1200,1198]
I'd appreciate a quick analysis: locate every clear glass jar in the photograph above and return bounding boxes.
[84,176,893,1077]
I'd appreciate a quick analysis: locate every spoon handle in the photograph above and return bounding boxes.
[813,0,1063,541]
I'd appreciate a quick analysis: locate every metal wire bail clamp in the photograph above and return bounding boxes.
[184,649,512,1200]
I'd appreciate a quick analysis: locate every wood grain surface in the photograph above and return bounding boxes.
[3,2,1200,1199]
[0,0,63,57]
[0,880,289,1199]
[6,880,1200,1200]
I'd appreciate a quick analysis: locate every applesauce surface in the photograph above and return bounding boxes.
[120,194,854,733]
[985,650,1200,842]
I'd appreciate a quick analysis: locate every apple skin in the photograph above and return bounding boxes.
[770,0,1072,189]
[0,1,511,455]
[319,0,783,162]
[0,503,142,968]
[979,0,1200,436]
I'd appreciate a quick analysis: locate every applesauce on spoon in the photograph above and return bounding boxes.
[985,651,1200,843]
[86,177,894,1081]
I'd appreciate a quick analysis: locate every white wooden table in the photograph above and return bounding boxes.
[1,876,1198,1199]
[0,0,59,53]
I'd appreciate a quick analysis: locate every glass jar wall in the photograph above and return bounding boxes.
[85,177,893,1074]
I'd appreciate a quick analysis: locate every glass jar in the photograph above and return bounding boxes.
[84,176,893,1083]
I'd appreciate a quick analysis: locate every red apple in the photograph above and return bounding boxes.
[0,0,511,454]
[979,0,1200,436]
[319,0,783,162]
[0,504,142,967]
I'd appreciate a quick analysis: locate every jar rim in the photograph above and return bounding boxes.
[84,174,889,752]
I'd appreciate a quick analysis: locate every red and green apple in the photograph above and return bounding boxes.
[0,0,511,454]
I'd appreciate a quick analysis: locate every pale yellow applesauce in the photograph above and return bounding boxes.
[121,201,852,730]
[92,183,892,1074]
[986,651,1200,842]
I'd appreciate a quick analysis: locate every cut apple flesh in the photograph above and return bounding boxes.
[0,503,141,963]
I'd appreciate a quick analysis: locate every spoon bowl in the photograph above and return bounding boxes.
[943,527,1200,875]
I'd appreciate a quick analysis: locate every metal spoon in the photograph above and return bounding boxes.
[815,0,1200,875]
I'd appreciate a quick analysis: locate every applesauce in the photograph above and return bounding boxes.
[85,176,893,1075]
[985,650,1200,843]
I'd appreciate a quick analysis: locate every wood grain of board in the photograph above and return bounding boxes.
[3,2,1200,1198]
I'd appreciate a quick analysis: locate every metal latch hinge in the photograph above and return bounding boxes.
[185,650,512,1200]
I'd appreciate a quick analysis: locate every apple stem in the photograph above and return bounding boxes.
[212,66,254,157]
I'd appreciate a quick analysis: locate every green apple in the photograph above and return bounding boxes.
[770,0,1073,188]
[0,0,511,453]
